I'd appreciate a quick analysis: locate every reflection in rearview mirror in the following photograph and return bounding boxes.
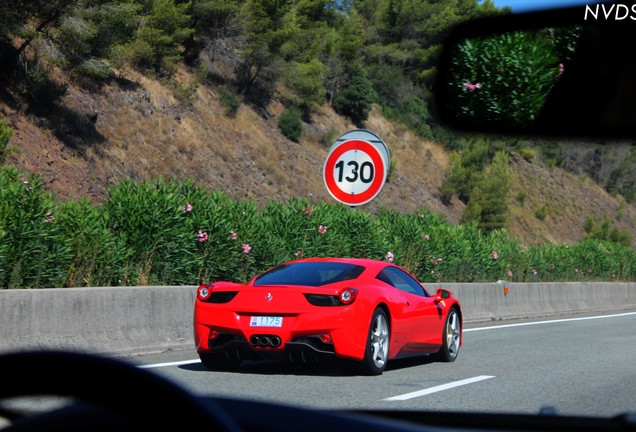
[444,26,581,128]
[435,4,636,139]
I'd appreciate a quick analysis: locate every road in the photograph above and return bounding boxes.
[127,311,636,418]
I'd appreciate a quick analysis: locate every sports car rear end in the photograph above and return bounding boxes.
[193,260,375,369]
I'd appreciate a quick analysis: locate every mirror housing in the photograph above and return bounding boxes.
[435,288,452,300]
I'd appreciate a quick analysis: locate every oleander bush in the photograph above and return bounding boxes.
[0,168,72,288]
[0,167,634,288]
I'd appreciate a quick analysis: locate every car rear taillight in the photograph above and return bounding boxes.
[198,284,212,301]
[197,284,238,303]
[338,287,358,305]
[304,288,358,306]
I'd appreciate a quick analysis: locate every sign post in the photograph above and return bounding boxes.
[323,130,390,207]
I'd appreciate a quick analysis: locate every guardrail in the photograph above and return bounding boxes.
[1,282,635,356]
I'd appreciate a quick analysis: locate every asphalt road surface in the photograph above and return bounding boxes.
[129,310,636,418]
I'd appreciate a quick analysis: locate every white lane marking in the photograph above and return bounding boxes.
[464,311,636,333]
[138,359,201,369]
[384,375,495,401]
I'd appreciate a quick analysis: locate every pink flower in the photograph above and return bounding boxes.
[507,269,513,278]
[434,258,443,266]
[385,251,394,263]
[318,225,327,235]
[230,230,237,241]
[43,211,55,223]
[183,203,193,213]
[557,63,564,78]
[242,243,252,254]
[463,82,482,92]
[423,234,430,241]
[532,268,538,276]
[196,230,208,243]
[492,250,499,260]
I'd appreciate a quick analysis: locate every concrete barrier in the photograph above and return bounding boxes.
[430,282,636,323]
[1,282,635,356]
[0,286,197,356]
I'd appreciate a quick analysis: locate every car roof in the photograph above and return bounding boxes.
[283,257,389,268]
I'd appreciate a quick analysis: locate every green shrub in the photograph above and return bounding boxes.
[1,167,634,287]
[278,107,303,142]
[367,63,432,138]
[0,167,72,288]
[283,60,327,114]
[74,59,114,80]
[219,86,240,117]
[104,177,212,285]
[516,190,526,205]
[0,119,12,165]
[584,216,632,247]
[518,148,536,161]
[535,204,549,220]
[332,71,375,127]
[320,128,338,147]
[57,199,132,287]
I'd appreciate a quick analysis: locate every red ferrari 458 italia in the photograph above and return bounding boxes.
[193,257,462,375]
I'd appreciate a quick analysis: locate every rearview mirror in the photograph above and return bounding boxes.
[434,1,636,139]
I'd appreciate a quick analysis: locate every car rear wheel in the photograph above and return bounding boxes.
[199,352,242,371]
[358,308,390,375]
[434,307,461,362]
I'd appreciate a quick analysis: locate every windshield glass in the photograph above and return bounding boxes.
[1,0,634,427]
[253,262,364,287]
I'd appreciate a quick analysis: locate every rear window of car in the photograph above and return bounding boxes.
[253,262,365,287]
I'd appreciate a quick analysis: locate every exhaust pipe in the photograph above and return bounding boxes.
[249,335,281,347]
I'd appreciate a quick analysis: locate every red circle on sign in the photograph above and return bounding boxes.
[323,140,386,206]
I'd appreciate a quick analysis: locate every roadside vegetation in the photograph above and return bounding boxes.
[1,166,634,289]
[0,1,634,288]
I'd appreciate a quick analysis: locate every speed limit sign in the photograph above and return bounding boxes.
[323,130,390,207]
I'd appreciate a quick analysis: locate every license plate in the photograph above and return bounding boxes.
[250,316,283,327]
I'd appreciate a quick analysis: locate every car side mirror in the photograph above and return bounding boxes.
[435,288,451,300]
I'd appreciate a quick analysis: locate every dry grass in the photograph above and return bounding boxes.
[508,153,635,246]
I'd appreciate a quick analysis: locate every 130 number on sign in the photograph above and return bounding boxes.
[323,130,390,207]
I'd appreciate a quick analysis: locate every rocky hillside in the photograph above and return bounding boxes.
[1,66,634,248]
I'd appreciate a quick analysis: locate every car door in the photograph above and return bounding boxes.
[376,266,445,352]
